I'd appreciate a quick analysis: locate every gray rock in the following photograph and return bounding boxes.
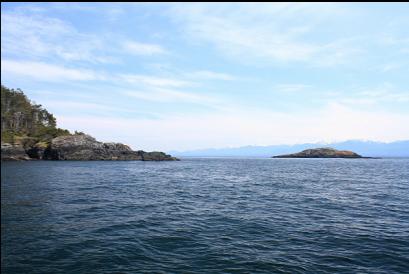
[1,134,179,161]
[138,151,179,161]
[42,134,178,161]
[1,142,31,161]
[273,147,364,158]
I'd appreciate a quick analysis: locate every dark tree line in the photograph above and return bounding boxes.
[1,85,70,144]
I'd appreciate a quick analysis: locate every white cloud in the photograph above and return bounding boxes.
[379,63,402,72]
[170,3,359,66]
[124,88,215,104]
[40,100,120,112]
[326,84,409,106]
[120,74,192,88]
[123,41,167,55]
[274,84,311,92]
[38,99,160,119]
[1,12,115,63]
[1,60,103,82]
[186,70,235,81]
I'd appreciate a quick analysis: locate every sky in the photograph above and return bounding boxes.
[1,3,409,151]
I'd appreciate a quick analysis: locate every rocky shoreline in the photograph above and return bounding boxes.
[1,134,179,161]
[272,147,369,158]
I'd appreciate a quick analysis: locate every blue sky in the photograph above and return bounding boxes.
[1,3,409,151]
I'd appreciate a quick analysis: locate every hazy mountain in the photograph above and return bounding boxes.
[171,140,409,158]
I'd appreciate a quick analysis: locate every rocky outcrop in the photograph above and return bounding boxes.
[273,147,364,158]
[25,142,48,159]
[1,134,179,161]
[1,86,178,162]
[1,142,31,161]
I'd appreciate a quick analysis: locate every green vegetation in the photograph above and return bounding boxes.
[1,85,71,144]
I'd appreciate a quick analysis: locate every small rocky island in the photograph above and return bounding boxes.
[273,147,365,158]
[1,85,178,161]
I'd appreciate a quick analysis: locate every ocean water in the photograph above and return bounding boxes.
[1,158,409,274]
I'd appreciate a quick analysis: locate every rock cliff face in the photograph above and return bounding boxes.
[1,134,178,161]
[272,147,363,158]
[1,143,31,161]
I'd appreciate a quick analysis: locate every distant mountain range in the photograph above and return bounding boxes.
[171,140,409,158]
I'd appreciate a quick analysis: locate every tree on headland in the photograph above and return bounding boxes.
[1,85,71,144]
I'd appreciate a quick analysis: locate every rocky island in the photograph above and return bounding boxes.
[272,147,366,158]
[1,85,178,161]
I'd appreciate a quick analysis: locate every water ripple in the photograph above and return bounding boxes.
[2,158,409,273]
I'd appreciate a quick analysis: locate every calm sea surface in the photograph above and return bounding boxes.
[1,158,409,273]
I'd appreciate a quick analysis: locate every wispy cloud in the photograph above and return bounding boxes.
[1,60,103,82]
[186,70,235,81]
[38,99,160,119]
[120,74,193,88]
[1,11,115,63]
[2,58,222,106]
[274,84,312,92]
[124,88,215,104]
[357,87,409,103]
[379,63,402,72]
[324,83,409,106]
[123,40,167,55]
[170,3,358,66]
